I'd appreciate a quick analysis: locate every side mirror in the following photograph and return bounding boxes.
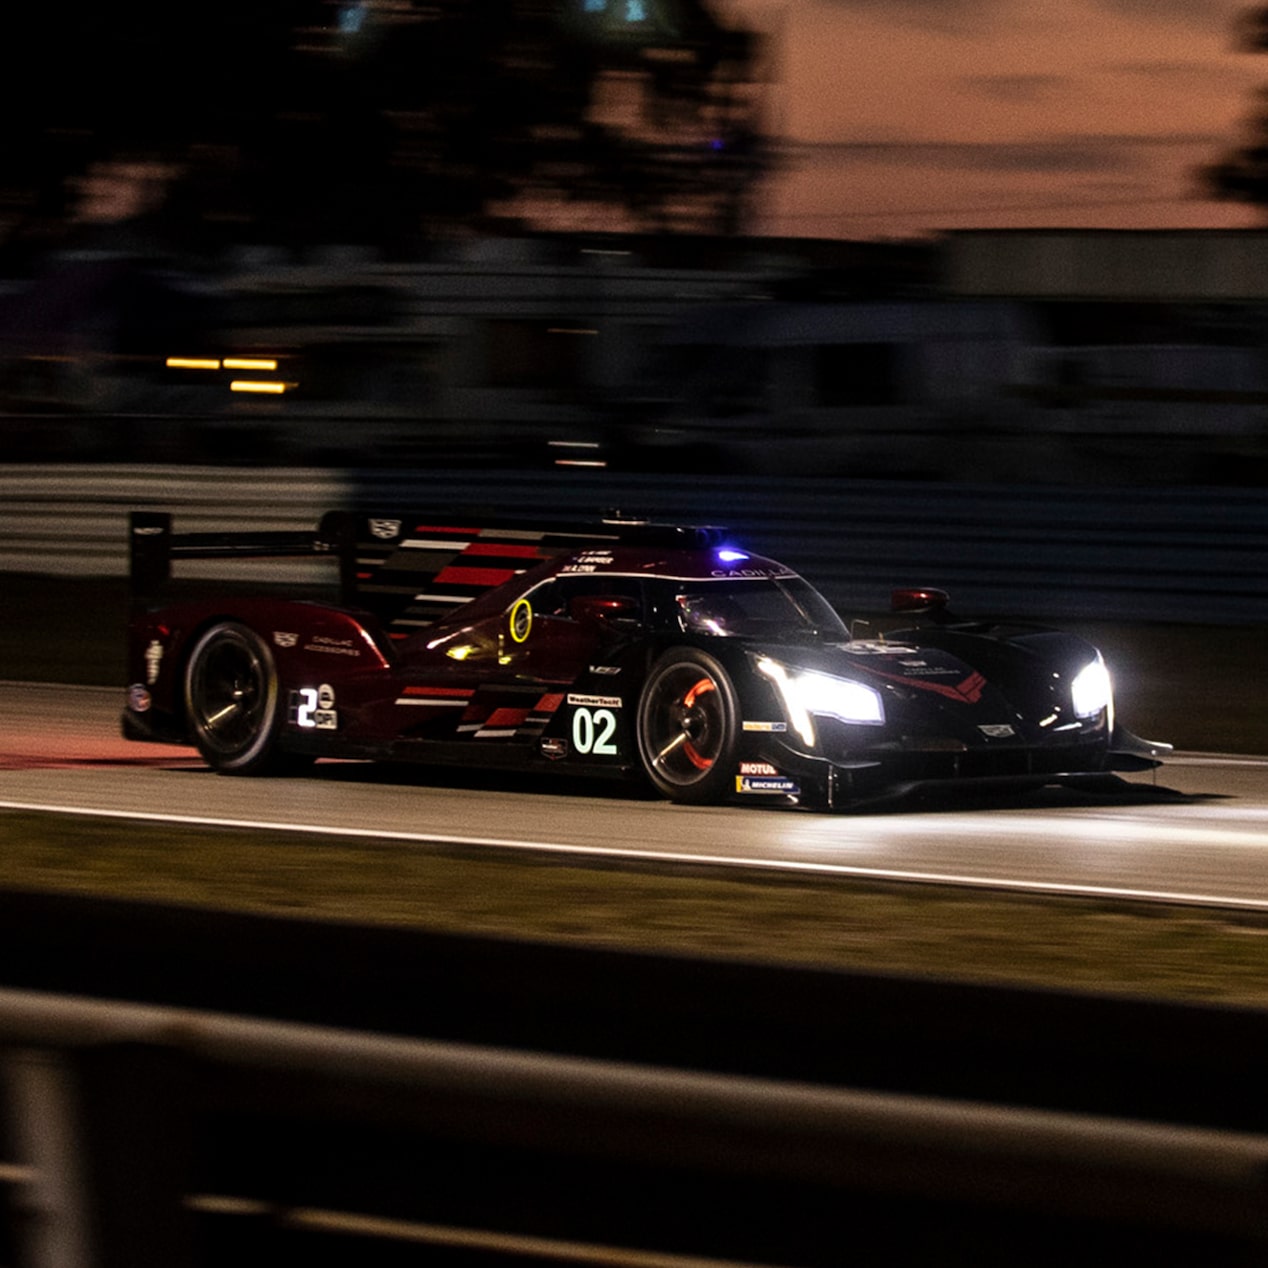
[569,594,640,628]
[891,587,951,617]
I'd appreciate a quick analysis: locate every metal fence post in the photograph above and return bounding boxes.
[66,1041,196,1268]
[4,1050,95,1268]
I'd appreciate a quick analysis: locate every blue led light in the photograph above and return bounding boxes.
[716,548,749,563]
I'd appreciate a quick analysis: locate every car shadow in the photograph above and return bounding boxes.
[835,777,1222,816]
[167,761,1220,814]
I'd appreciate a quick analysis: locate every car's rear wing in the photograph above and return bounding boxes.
[128,511,338,608]
[130,510,730,636]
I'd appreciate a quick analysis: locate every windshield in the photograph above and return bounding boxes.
[675,578,847,640]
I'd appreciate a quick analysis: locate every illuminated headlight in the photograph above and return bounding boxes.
[757,657,884,746]
[1071,657,1113,721]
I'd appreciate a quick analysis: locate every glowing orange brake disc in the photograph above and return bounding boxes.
[681,677,717,769]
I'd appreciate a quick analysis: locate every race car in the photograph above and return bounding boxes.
[123,509,1170,809]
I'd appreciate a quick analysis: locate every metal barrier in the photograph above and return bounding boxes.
[2,465,1266,623]
[3,986,1268,1267]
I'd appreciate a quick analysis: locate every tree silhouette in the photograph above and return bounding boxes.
[0,0,768,258]
[1201,5,1268,212]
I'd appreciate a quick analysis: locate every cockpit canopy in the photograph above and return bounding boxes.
[675,577,847,640]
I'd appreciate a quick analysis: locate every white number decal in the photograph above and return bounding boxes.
[572,707,618,756]
[296,686,319,729]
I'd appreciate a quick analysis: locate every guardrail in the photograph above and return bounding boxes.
[1,465,1266,623]
[1,890,1268,1264]
[3,987,1268,1267]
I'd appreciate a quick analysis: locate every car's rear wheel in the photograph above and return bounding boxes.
[184,621,296,774]
[636,648,739,803]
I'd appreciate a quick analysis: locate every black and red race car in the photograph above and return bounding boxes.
[123,509,1170,809]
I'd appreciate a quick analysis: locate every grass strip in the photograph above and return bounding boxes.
[2,810,1267,1008]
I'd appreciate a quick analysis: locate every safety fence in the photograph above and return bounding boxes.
[2,992,1268,1268]
[2,465,1267,624]
[1,888,1268,1265]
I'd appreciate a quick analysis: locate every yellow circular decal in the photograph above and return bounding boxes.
[508,598,533,643]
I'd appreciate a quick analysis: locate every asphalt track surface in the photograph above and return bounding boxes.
[2,681,1267,912]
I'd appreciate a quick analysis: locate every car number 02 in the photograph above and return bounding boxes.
[572,706,618,756]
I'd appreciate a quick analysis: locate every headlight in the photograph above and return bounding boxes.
[1071,656,1113,721]
[757,657,884,746]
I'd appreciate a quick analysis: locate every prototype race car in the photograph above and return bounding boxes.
[123,510,1170,809]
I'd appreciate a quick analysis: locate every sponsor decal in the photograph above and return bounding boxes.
[739,761,780,776]
[589,665,621,676]
[304,635,360,657]
[370,519,402,540]
[508,598,533,644]
[742,721,788,733]
[540,737,569,760]
[710,567,790,579]
[273,632,298,648]
[899,663,960,677]
[127,684,152,713]
[144,639,164,685]
[736,775,800,795]
[567,693,622,709]
[571,706,619,755]
[562,551,614,574]
[978,723,1016,739]
[291,688,338,730]
[844,641,921,656]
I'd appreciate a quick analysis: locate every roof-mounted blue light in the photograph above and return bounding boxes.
[716,548,749,564]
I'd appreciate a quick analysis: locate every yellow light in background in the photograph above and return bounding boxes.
[223,357,279,371]
[166,357,221,370]
[230,380,292,395]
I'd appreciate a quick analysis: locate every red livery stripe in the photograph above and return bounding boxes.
[535,693,565,712]
[413,525,482,534]
[866,667,989,705]
[956,672,987,704]
[461,542,542,558]
[434,566,518,586]
[484,707,529,728]
[402,685,475,698]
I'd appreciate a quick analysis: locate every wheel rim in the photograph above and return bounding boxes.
[190,632,269,757]
[643,665,728,788]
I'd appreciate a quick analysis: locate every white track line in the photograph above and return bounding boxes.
[2,798,1268,913]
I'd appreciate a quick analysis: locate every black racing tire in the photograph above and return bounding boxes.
[636,648,740,804]
[183,621,294,774]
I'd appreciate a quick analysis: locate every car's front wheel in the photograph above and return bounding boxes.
[184,621,293,774]
[636,648,739,803]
